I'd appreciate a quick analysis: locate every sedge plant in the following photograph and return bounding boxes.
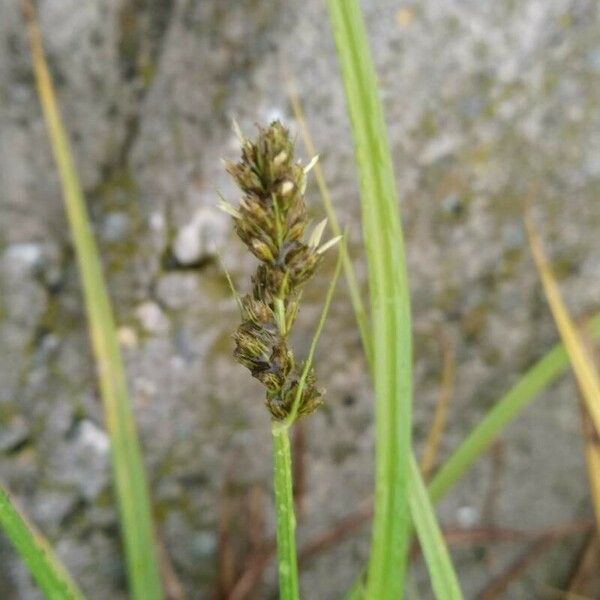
[220,121,341,599]
[6,0,600,598]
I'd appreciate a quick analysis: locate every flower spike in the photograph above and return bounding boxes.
[223,121,327,421]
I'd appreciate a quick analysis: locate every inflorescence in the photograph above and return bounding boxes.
[220,121,339,421]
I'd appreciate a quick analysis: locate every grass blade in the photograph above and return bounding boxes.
[326,0,413,596]
[0,486,84,600]
[579,402,600,537]
[420,334,455,479]
[21,3,163,598]
[408,457,462,600]
[525,215,600,536]
[428,314,600,503]
[525,216,600,434]
[289,84,468,599]
[324,4,464,597]
[287,83,373,366]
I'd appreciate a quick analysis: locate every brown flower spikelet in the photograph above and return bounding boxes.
[225,121,324,421]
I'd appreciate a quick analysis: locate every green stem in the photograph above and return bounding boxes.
[272,285,299,599]
[272,425,300,600]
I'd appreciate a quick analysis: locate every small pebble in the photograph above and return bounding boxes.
[456,505,479,527]
[101,212,129,243]
[117,326,138,348]
[135,301,169,333]
[76,420,110,455]
[173,208,225,266]
[3,243,43,272]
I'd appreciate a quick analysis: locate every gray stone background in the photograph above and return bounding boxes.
[1,0,600,598]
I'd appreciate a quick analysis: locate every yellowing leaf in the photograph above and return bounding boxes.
[526,214,600,538]
[525,216,600,436]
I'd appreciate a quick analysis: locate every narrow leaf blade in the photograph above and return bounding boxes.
[409,457,463,600]
[0,486,84,600]
[428,313,600,503]
[326,0,413,595]
[22,5,163,598]
[525,217,600,434]
[526,215,600,536]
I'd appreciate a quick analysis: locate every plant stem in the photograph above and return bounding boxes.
[272,424,300,600]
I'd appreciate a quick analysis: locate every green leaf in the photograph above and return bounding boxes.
[22,6,163,599]
[287,86,373,366]
[428,313,600,504]
[408,457,462,600]
[0,486,84,600]
[326,0,414,596]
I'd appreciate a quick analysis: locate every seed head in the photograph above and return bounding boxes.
[224,121,335,421]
